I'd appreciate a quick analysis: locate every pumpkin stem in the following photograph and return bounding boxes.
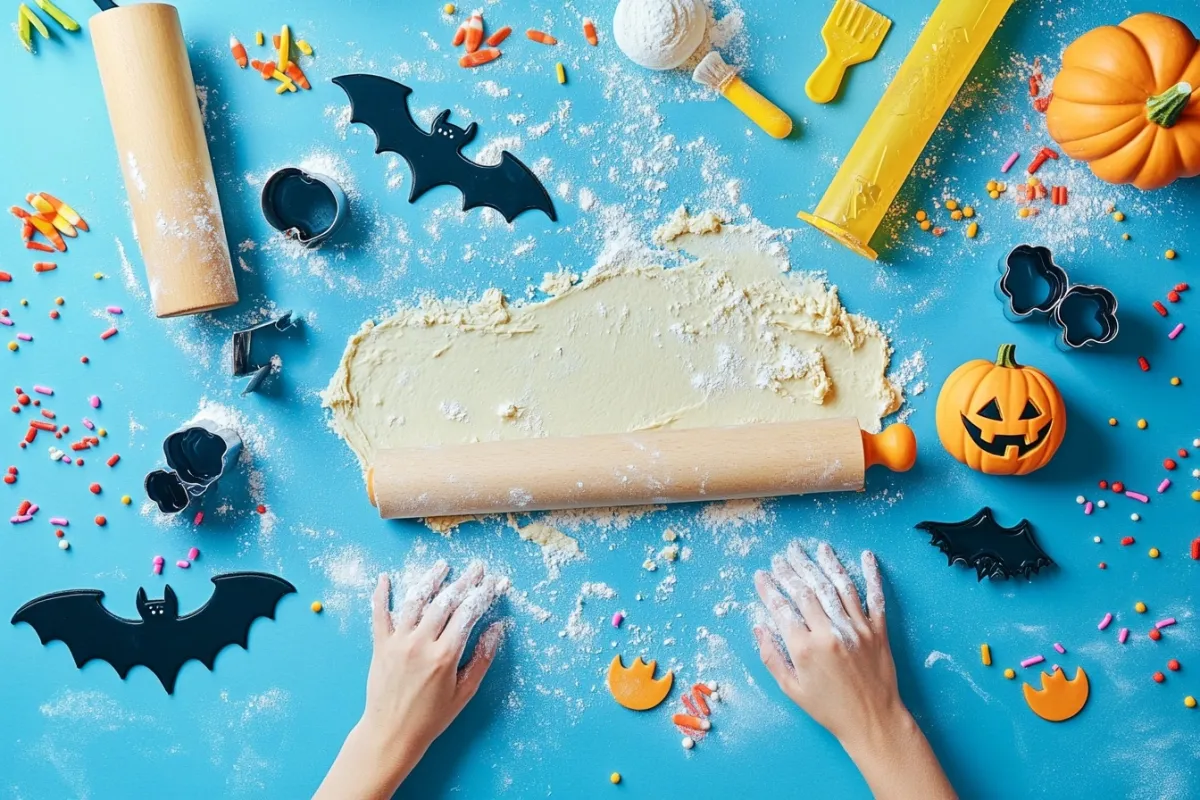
[996,343,1021,369]
[1147,82,1193,129]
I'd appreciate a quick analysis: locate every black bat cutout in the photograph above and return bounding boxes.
[12,572,295,693]
[916,507,1053,581]
[332,74,557,223]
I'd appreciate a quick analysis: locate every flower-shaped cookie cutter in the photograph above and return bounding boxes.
[996,244,1119,351]
[144,419,242,515]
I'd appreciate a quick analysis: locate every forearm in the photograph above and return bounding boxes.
[314,721,424,800]
[840,706,956,800]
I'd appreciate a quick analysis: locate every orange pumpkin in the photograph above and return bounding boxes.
[1046,13,1200,190]
[935,344,1066,476]
[1023,666,1090,723]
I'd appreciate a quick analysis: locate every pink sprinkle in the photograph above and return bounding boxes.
[1098,613,1113,630]
[99,327,118,340]
[82,418,95,430]
[1001,151,1020,172]
[187,546,200,560]
[88,395,101,408]
[193,511,204,526]
[1168,323,1184,340]
[1053,642,1066,654]
[60,455,71,463]
[48,517,68,526]
[152,561,163,575]
[1119,628,1130,644]
[176,560,190,569]
[26,504,38,514]
[1083,501,1094,515]
[612,611,624,628]
[153,555,165,564]
[0,317,11,326]
[16,333,32,341]
[105,306,123,315]
[1020,655,1045,668]
[1155,618,1177,629]
[1125,490,1150,503]
[1158,478,1171,493]
[9,515,32,523]
[32,385,53,395]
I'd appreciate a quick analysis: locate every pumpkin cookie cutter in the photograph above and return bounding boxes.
[232,310,301,396]
[261,167,348,248]
[996,244,1119,351]
[144,419,243,515]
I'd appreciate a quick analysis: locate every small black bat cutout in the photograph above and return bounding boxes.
[916,507,1053,581]
[332,74,557,223]
[12,572,295,693]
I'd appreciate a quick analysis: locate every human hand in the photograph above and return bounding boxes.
[315,561,508,799]
[752,542,954,800]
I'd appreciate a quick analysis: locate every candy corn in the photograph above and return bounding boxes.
[526,28,557,45]
[459,48,500,68]
[260,59,277,80]
[452,23,466,46]
[39,192,86,230]
[485,25,511,47]
[278,24,291,72]
[465,13,483,52]
[285,61,311,90]
[230,35,248,68]
[24,194,56,221]
[27,215,65,252]
[26,241,54,253]
[34,262,57,273]
[583,17,598,45]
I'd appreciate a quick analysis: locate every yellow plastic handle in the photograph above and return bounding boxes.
[723,77,793,139]
[805,52,846,104]
[862,424,917,472]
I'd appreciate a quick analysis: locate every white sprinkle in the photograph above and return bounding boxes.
[1097,500,1107,508]
[1131,513,1141,522]
[681,736,695,749]
[1076,495,1085,504]
[1093,536,1102,543]
[58,540,69,550]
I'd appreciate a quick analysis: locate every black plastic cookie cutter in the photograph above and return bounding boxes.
[232,311,301,395]
[145,419,242,515]
[996,244,1119,351]
[261,167,348,248]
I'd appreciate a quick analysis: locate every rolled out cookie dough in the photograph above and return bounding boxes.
[322,211,903,468]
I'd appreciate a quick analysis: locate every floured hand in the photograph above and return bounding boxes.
[316,561,508,799]
[753,543,955,800]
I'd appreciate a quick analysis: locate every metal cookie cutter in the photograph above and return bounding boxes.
[261,167,348,248]
[996,244,1119,351]
[145,419,242,515]
[233,311,301,396]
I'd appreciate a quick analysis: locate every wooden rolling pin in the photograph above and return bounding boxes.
[368,419,916,519]
[90,2,239,318]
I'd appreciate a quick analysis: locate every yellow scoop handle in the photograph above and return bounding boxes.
[805,52,847,104]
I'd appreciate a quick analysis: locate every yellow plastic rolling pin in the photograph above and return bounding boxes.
[693,51,793,139]
[798,0,1015,260]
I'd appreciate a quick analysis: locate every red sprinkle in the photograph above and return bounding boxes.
[1150,629,1162,641]
[1153,300,1168,316]
[1112,481,1126,493]
[17,500,31,515]
[40,409,54,419]
[29,420,55,432]
[74,458,83,466]
[80,356,88,364]
[1168,291,1181,303]
[1098,562,1107,570]
[1191,537,1200,560]
[16,394,30,406]
[1121,536,1135,546]
[106,454,120,467]
[1153,671,1166,683]
[54,529,64,538]
[1168,659,1181,671]
[94,515,106,526]
[99,327,118,340]
[256,504,267,514]
[88,483,101,494]
[1179,449,1189,458]
[0,272,11,282]
[1099,480,1109,489]
[1138,356,1150,371]
[1176,283,1190,292]
[1164,459,1177,470]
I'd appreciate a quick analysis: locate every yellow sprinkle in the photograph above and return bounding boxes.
[610,773,621,785]
[988,190,1000,200]
[1121,233,1131,241]
[255,30,264,46]
[121,495,132,505]
[945,199,959,211]
[93,272,104,279]
[1149,548,1160,559]
[1112,211,1125,222]
[556,62,566,84]
[311,600,323,613]
[963,206,975,218]
[950,209,963,221]
[1018,208,1031,219]
[1166,249,1177,260]
[915,209,927,222]
[1192,490,1200,501]
[54,296,63,305]
[1026,176,1040,187]
[1135,601,1147,613]
[986,180,997,192]
[1186,696,1197,709]
[1108,417,1118,426]
[996,182,1006,191]
[966,222,979,239]
[919,220,931,231]
[7,342,16,352]
[1137,418,1147,429]
[981,643,992,666]
[443,2,456,12]
[296,39,313,57]
[278,24,291,73]
[1003,668,1015,680]
[98,428,107,437]
[1171,377,1181,386]
[20,299,28,306]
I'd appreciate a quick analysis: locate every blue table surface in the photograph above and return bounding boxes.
[2,0,1198,797]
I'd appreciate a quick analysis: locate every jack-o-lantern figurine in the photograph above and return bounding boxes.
[936,344,1066,475]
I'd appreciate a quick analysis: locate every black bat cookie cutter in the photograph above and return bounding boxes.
[996,244,1119,351]
[12,572,295,693]
[332,74,556,223]
[916,507,1053,581]
[145,419,242,515]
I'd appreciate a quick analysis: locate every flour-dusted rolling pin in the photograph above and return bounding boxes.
[90,1,239,318]
[367,419,916,519]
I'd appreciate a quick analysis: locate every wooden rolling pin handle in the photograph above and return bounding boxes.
[862,423,917,472]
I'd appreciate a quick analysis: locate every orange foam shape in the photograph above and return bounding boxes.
[608,655,673,711]
[1023,666,1089,722]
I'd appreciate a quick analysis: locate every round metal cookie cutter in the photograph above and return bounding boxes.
[261,167,348,248]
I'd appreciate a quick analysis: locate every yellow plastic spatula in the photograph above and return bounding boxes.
[805,0,891,104]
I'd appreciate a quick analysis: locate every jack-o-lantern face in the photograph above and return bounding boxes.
[936,344,1066,475]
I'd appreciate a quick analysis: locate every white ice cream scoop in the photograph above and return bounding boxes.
[613,0,707,70]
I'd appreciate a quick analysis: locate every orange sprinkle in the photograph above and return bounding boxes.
[693,682,713,696]
[285,61,311,90]
[526,28,557,45]
[464,12,483,53]
[230,35,249,68]
[21,221,34,240]
[26,241,53,253]
[451,23,466,47]
[583,17,598,45]
[692,687,710,716]
[459,48,501,68]
[272,34,280,49]
[671,713,707,730]
[681,693,700,716]
[250,58,264,71]
[485,25,511,47]
[33,262,56,273]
